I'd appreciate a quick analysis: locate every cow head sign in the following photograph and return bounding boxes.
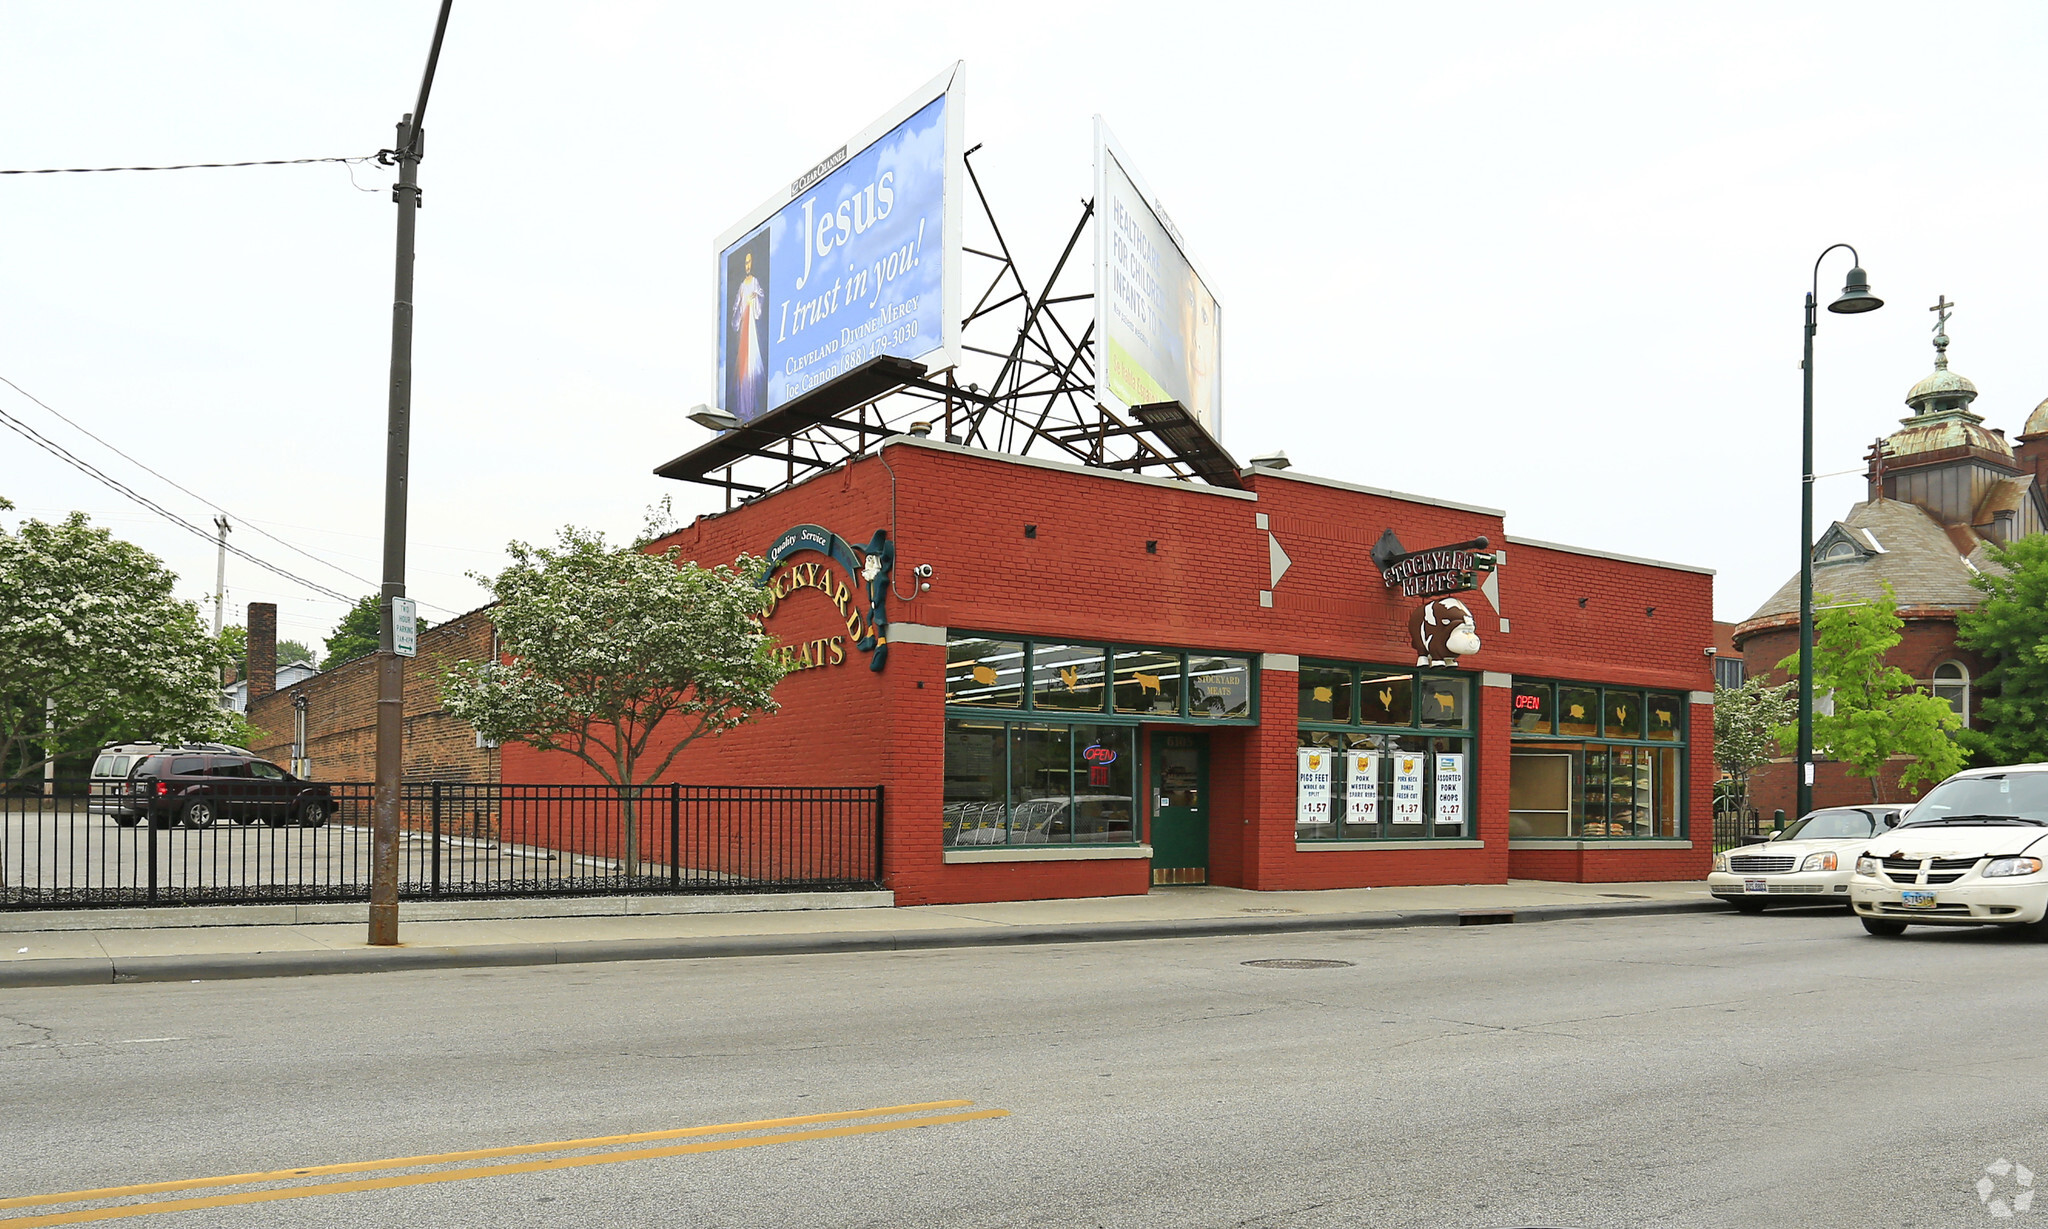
[1410,597,1481,666]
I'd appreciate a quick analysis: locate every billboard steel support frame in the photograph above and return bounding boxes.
[655,145,1239,503]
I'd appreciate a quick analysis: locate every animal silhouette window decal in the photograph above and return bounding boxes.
[1032,646,1106,712]
[945,638,1024,708]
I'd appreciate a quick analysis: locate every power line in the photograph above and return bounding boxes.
[0,399,354,603]
[0,154,376,175]
[0,375,461,615]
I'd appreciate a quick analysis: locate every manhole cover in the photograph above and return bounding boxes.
[1239,907,1301,915]
[1242,958,1354,970]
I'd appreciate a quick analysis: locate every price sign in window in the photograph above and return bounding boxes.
[1296,748,1332,826]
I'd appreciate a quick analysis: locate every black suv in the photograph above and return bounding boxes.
[128,753,338,830]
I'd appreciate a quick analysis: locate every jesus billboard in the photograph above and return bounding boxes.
[714,65,963,424]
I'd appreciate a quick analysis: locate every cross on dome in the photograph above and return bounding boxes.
[1930,295,1956,369]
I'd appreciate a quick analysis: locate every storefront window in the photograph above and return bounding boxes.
[1605,690,1643,740]
[1645,692,1684,742]
[1298,664,1352,723]
[946,639,1024,708]
[1557,686,1599,737]
[1511,682,1553,734]
[1031,644,1107,712]
[943,717,1138,847]
[1297,660,1473,842]
[1418,676,1468,727]
[1358,671,1413,725]
[1508,678,1688,840]
[1112,649,1183,715]
[1187,656,1253,719]
[943,718,1009,845]
[944,634,1255,723]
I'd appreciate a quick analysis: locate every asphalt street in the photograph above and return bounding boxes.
[3,907,2041,1228]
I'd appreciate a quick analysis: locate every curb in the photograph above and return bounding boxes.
[0,896,1721,989]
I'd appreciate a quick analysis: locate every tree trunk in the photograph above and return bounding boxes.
[620,785,640,879]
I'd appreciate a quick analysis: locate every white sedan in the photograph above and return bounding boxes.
[1709,806,1909,912]
[1849,763,2048,937]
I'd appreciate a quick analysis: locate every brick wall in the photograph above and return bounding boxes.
[247,607,500,784]
[504,440,1714,904]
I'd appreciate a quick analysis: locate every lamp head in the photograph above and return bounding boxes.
[1828,267,1884,314]
[688,404,743,432]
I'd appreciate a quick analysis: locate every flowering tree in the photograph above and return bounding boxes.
[442,527,787,875]
[0,500,234,782]
[1713,675,1795,819]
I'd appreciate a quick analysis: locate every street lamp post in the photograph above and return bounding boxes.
[1798,246,1883,821]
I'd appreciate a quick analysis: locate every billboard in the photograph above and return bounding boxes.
[1092,118,1222,438]
[715,65,964,424]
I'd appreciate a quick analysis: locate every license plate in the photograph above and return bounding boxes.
[1744,878,1767,894]
[1901,890,1937,909]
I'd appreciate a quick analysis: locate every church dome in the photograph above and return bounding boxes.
[1906,367,1978,409]
[1884,415,2014,460]
[2025,396,2048,440]
[1888,300,2004,458]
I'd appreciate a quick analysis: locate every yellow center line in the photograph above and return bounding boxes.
[0,1099,975,1213]
[0,1110,1007,1228]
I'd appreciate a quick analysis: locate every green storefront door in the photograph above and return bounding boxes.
[1150,731,1209,885]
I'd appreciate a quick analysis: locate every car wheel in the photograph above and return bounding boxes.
[1732,898,1767,914]
[113,816,140,828]
[299,802,329,828]
[1861,917,1908,937]
[181,800,216,829]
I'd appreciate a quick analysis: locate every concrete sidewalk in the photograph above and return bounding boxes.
[0,880,1723,988]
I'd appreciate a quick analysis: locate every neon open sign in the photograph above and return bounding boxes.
[1513,693,1544,711]
[1081,744,1118,765]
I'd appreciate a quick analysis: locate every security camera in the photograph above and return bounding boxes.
[1703,647,1717,658]
[912,563,934,578]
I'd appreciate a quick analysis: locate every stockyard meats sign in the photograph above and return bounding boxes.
[1377,539,1496,598]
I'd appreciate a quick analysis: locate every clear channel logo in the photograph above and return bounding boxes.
[1980,1158,2036,1218]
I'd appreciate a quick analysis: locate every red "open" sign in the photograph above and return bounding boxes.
[1081,744,1118,765]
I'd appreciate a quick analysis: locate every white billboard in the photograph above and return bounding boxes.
[1092,118,1222,438]
[715,65,965,423]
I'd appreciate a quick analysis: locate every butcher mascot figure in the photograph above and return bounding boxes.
[1409,597,1482,666]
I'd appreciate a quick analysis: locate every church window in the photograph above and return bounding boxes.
[1931,661,1969,725]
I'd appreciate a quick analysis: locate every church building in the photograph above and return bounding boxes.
[1736,301,2048,816]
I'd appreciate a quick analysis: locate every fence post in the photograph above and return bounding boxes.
[669,782,680,889]
[872,784,885,886]
[146,810,159,903]
[431,782,443,898]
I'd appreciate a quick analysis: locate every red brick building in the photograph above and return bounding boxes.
[502,437,1716,906]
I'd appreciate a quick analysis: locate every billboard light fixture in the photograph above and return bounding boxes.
[689,405,743,432]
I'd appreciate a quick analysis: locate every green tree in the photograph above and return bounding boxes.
[1956,534,2048,766]
[1713,675,1796,819]
[323,595,430,669]
[276,639,317,668]
[0,499,236,782]
[217,624,247,680]
[322,596,381,668]
[1777,583,1968,801]
[441,527,788,876]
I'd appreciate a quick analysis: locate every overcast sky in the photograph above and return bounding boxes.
[3,1,2044,649]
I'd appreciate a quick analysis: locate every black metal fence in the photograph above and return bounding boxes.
[0,780,884,909]
[1712,808,1785,852]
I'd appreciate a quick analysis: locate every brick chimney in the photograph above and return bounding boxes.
[248,602,278,700]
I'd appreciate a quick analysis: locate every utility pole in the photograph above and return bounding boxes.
[370,0,454,947]
[211,515,230,640]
